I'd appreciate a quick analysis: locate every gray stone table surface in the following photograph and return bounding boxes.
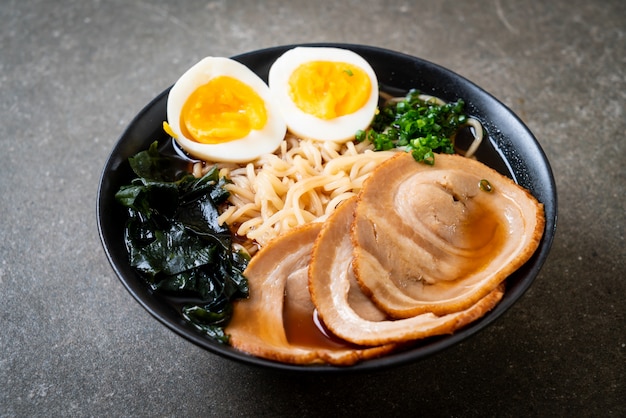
[1,0,624,416]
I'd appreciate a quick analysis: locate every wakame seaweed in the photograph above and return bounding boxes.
[115,141,249,344]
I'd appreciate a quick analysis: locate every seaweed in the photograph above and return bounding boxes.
[115,141,248,343]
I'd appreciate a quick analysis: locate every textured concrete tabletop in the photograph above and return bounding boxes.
[1,0,624,416]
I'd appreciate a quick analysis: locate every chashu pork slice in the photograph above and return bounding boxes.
[309,196,505,346]
[352,152,545,318]
[225,222,395,366]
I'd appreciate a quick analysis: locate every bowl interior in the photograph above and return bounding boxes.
[97,43,557,373]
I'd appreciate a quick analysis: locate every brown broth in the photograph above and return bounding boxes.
[282,304,356,350]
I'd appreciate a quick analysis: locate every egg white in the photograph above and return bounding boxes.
[167,57,286,163]
[268,47,379,142]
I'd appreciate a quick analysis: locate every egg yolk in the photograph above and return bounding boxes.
[180,76,267,144]
[288,61,371,120]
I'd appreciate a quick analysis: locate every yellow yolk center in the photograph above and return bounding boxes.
[288,61,371,120]
[180,76,267,144]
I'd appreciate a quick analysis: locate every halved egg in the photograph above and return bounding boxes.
[166,57,286,163]
[268,47,379,142]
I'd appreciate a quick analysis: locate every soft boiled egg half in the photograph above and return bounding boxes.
[166,57,287,163]
[268,47,379,142]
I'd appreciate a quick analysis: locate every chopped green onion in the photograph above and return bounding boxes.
[479,179,493,192]
[356,89,469,164]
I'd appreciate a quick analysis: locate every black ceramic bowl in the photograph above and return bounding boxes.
[97,43,557,373]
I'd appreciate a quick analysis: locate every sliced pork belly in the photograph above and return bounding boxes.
[309,196,505,346]
[225,222,395,366]
[351,152,545,318]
